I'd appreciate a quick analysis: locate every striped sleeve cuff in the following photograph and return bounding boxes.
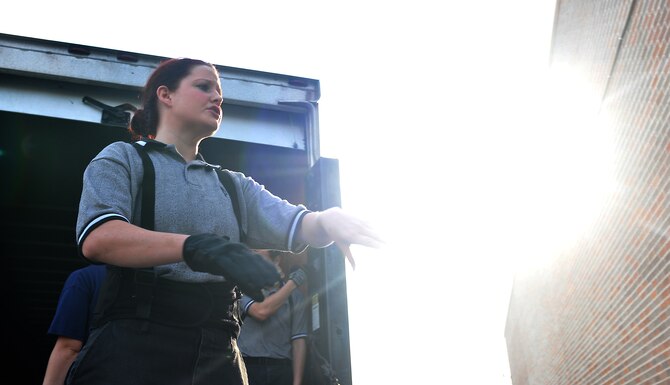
[77,213,129,259]
[242,299,256,316]
[291,333,308,341]
[287,209,310,253]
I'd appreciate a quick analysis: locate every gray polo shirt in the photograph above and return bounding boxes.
[76,140,308,282]
[237,287,308,359]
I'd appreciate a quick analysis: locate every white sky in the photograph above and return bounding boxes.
[4,1,559,383]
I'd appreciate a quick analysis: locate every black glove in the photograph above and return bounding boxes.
[288,268,307,287]
[183,234,280,301]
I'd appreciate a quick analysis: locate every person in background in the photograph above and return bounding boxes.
[66,57,382,385]
[42,264,106,385]
[238,250,308,385]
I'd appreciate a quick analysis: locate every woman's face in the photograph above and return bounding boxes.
[166,64,223,137]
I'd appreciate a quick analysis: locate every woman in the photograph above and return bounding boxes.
[67,58,381,385]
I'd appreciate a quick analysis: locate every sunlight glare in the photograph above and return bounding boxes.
[515,64,618,274]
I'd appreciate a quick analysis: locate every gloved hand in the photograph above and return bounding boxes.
[288,268,307,287]
[183,234,281,302]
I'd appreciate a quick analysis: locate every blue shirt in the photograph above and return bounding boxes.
[48,265,107,343]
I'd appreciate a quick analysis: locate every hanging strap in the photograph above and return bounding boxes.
[129,141,245,321]
[132,142,155,231]
[216,168,246,243]
[131,141,244,237]
[93,141,245,329]
[213,167,245,317]
[130,142,157,320]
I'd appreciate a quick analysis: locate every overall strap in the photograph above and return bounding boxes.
[216,168,246,243]
[94,141,245,329]
[214,168,245,313]
[132,142,155,230]
[130,142,245,320]
[130,141,157,321]
[131,141,244,237]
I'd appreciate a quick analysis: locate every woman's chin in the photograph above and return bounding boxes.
[193,122,221,139]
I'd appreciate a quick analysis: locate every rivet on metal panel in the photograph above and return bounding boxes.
[67,45,90,56]
[117,52,139,62]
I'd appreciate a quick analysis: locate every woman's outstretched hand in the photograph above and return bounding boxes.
[313,207,384,269]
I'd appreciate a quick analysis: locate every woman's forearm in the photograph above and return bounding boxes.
[81,220,188,267]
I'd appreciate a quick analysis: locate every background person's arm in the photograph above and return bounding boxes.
[42,336,83,385]
[246,280,298,321]
[291,338,307,385]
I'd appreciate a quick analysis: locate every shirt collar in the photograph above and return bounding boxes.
[134,138,214,165]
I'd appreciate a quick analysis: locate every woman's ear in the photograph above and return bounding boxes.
[156,85,172,106]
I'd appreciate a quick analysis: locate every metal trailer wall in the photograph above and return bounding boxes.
[505,1,670,384]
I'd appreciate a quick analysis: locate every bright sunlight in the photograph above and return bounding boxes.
[3,1,570,384]
[513,63,618,275]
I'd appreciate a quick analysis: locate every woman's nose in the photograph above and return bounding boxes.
[213,93,223,106]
